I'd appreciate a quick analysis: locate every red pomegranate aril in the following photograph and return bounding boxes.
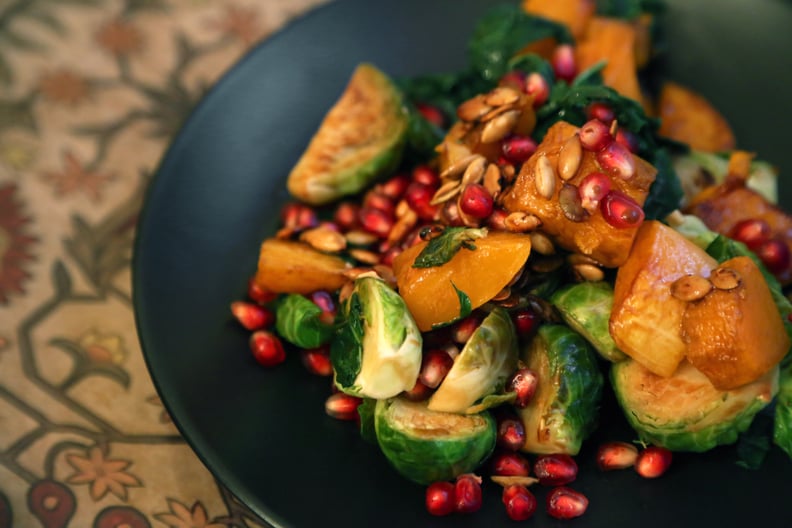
[419,349,454,389]
[600,190,645,229]
[729,218,772,250]
[757,238,791,273]
[325,392,362,421]
[425,481,456,516]
[552,44,577,83]
[487,207,509,231]
[534,454,578,486]
[280,202,317,230]
[586,102,615,124]
[416,102,446,129]
[504,485,538,521]
[615,128,639,153]
[333,202,361,231]
[524,72,550,107]
[405,182,439,221]
[491,451,531,477]
[499,70,527,89]
[635,446,673,478]
[380,174,410,200]
[402,379,433,401]
[412,165,440,187]
[578,171,612,212]
[231,301,274,330]
[507,368,539,408]
[363,191,396,217]
[300,347,333,376]
[579,119,613,151]
[546,486,589,520]
[597,141,636,180]
[511,308,540,336]
[459,183,494,219]
[455,474,483,514]
[358,207,394,238]
[311,290,336,317]
[247,277,278,305]
[497,416,527,451]
[452,315,481,344]
[380,245,403,267]
[596,441,639,471]
[501,135,538,164]
[249,330,286,367]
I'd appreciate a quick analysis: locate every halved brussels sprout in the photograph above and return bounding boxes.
[612,359,778,452]
[518,324,603,455]
[428,307,518,413]
[375,397,496,484]
[673,150,778,205]
[774,361,792,458]
[331,275,422,399]
[550,281,627,363]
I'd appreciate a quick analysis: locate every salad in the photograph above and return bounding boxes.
[229,0,792,522]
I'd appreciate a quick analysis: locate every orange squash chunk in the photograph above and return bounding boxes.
[522,0,596,41]
[575,17,643,102]
[499,121,656,268]
[657,81,736,152]
[682,256,790,390]
[610,221,717,377]
[255,238,351,294]
[393,231,531,331]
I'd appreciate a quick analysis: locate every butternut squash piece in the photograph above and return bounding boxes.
[499,121,656,268]
[392,232,532,331]
[657,81,736,152]
[255,238,351,294]
[610,221,717,377]
[575,17,643,102]
[522,0,596,41]
[682,256,790,390]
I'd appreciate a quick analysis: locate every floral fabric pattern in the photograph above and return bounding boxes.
[0,0,326,526]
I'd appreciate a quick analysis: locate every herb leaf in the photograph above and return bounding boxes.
[413,227,488,268]
[452,282,473,320]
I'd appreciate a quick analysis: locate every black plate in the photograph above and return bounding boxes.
[133,1,792,526]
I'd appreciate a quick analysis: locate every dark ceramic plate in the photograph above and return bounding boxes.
[133,1,792,526]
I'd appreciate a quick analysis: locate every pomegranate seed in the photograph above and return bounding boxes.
[402,379,433,401]
[503,485,538,521]
[325,393,362,421]
[380,245,403,267]
[487,208,509,231]
[380,174,410,200]
[300,347,333,376]
[441,200,464,227]
[499,70,527,89]
[231,301,274,330]
[497,416,526,451]
[524,72,550,107]
[729,218,772,250]
[459,183,494,219]
[249,331,286,367]
[635,446,672,478]
[600,190,645,229]
[546,486,588,520]
[419,349,454,389]
[358,207,394,238]
[578,119,613,151]
[491,451,531,477]
[405,182,439,221]
[596,441,639,471]
[511,308,540,336]
[363,191,396,217]
[333,202,360,231]
[586,102,615,124]
[455,474,482,514]
[615,128,639,153]
[247,277,277,304]
[552,44,577,83]
[507,368,539,408]
[757,238,791,274]
[452,315,481,344]
[416,103,446,129]
[310,291,336,324]
[412,165,440,187]
[425,481,456,516]
[280,202,317,230]
[578,171,612,212]
[534,454,578,486]
[501,135,538,164]
[597,141,636,180]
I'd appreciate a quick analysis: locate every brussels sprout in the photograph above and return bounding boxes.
[375,397,496,484]
[612,359,778,452]
[774,361,792,458]
[673,150,778,204]
[550,281,627,363]
[666,211,718,250]
[275,294,334,349]
[518,324,603,455]
[427,307,518,413]
[331,275,422,399]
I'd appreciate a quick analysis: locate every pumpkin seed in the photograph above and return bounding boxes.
[558,134,583,181]
[484,86,521,107]
[534,155,557,199]
[345,229,378,246]
[483,163,502,197]
[710,267,742,290]
[300,226,347,253]
[440,154,482,180]
[461,156,487,186]
[430,180,462,205]
[573,263,605,282]
[480,110,520,143]
[529,231,555,255]
[559,183,586,222]
[670,274,713,301]
[504,211,542,232]
[457,95,492,122]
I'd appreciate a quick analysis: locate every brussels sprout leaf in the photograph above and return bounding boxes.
[413,227,487,268]
[330,292,364,388]
[774,362,792,458]
[358,398,378,445]
[735,410,773,470]
[275,294,334,349]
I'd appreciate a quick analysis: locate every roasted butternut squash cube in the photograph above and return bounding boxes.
[522,0,596,41]
[610,221,717,377]
[682,256,790,390]
[657,81,736,153]
[499,121,656,268]
[255,238,351,294]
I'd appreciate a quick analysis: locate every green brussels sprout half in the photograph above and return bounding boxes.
[518,324,603,455]
[428,307,518,413]
[673,150,778,204]
[374,397,496,485]
[550,281,627,363]
[612,359,778,452]
[331,275,422,399]
[774,361,792,458]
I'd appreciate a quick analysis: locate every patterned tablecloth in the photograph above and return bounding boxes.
[0,1,326,526]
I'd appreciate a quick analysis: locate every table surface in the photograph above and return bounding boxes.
[0,1,324,526]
